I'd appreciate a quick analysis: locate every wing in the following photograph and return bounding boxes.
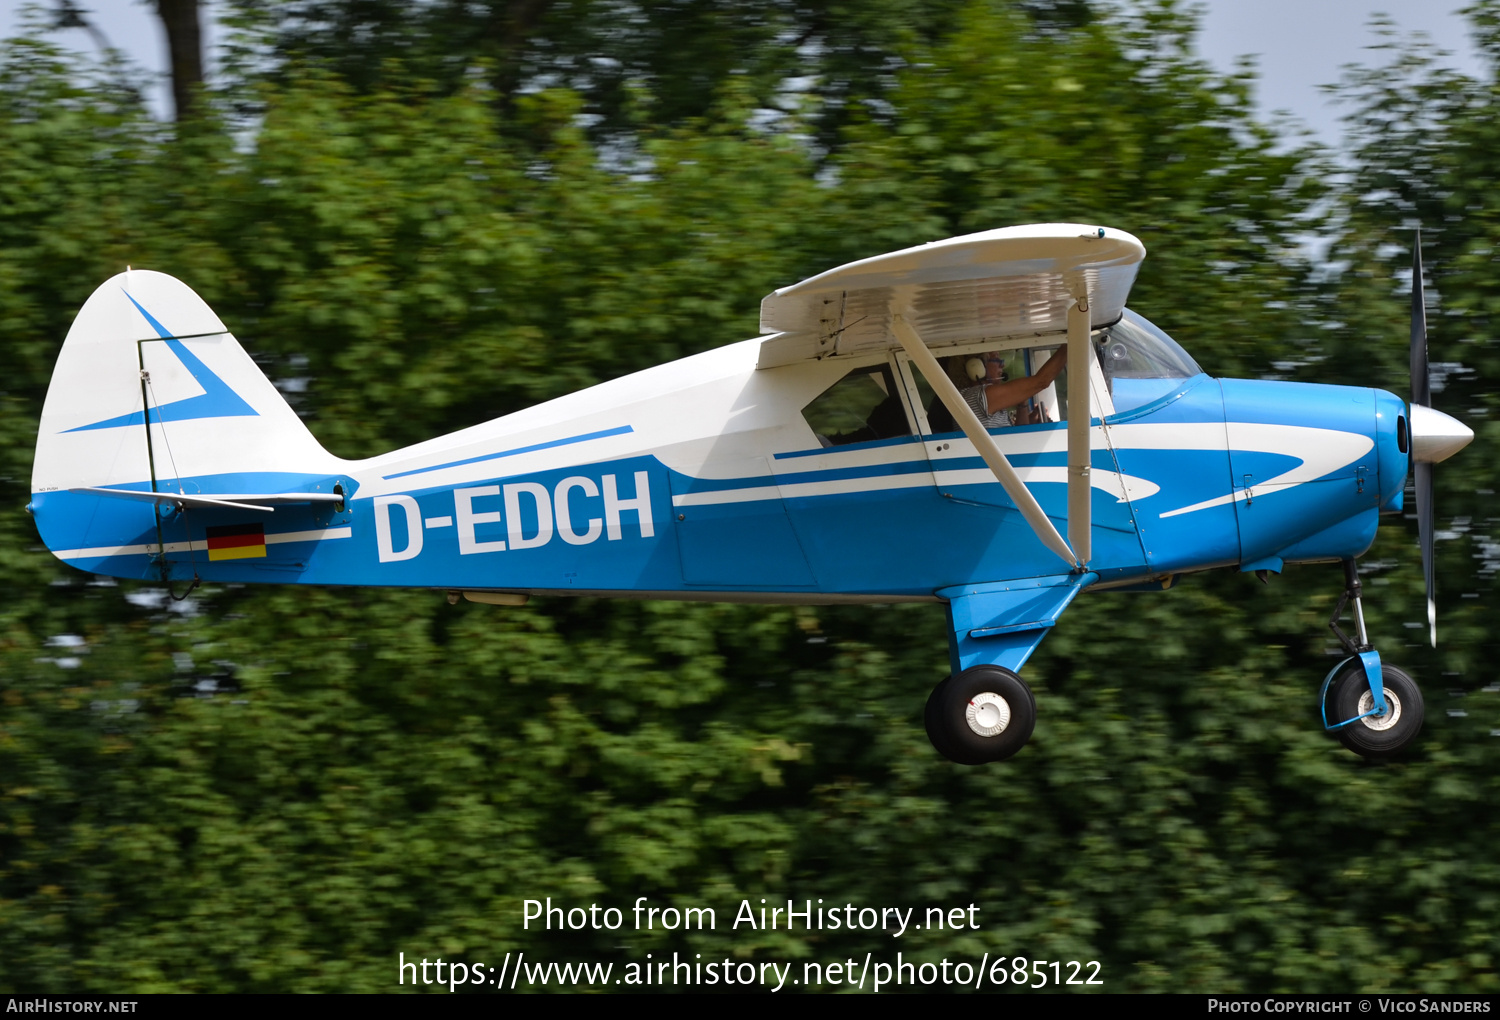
[757,223,1145,369]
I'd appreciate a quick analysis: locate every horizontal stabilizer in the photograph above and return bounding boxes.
[70,486,345,513]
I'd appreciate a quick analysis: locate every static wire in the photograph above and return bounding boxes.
[145,371,201,601]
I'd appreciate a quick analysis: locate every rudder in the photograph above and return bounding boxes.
[31,270,346,576]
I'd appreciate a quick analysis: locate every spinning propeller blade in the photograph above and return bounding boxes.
[1411,231,1429,410]
[1411,233,1436,647]
[1407,230,1474,647]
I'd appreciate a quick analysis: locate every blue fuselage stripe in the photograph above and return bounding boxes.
[381,425,636,480]
[673,458,942,495]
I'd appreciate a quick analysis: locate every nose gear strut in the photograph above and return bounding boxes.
[1318,558,1425,757]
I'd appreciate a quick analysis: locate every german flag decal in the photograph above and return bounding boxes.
[205,523,267,562]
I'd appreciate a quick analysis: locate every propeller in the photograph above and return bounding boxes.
[1407,229,1475,647]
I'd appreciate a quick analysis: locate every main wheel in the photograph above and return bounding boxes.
[924,677,964,761]
[1329,662,1425,759]
[924,665,1036,765]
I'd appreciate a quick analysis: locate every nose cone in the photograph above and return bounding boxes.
[1410,404,1474,464]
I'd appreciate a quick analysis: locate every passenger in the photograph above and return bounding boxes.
[949,347,1067,428]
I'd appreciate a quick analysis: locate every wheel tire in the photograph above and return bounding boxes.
[1329,663,1424,759]
[924,677,964,761]
[926,665,1036,765]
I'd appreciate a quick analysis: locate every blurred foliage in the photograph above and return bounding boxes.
[1,0,1498,995]
[214,0,1093,148]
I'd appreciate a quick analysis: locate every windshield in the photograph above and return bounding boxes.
[1096,310,1202,413]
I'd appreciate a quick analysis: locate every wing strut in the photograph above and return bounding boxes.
[1066,294,1092,567]
[889,299,1079,570]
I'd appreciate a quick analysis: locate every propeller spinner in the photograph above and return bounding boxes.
[1407,231,1475,647]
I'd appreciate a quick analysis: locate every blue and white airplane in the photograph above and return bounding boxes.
[29,224,1473,764]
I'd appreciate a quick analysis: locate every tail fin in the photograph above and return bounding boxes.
[31,270,346,573]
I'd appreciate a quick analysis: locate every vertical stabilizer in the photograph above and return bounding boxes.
[31,270,346,572]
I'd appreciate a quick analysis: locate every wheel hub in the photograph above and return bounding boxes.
[1355,688,1403,731]
[966,692,1011,737]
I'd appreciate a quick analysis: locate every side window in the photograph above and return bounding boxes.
[909,346,1069,433]
[909,370,948,432]
[1024,347,1065,423]
[802,363,913,447]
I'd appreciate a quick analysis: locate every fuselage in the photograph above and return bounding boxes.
[35,310,1408,602]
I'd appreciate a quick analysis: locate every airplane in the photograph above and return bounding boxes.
[28,223,1475,765]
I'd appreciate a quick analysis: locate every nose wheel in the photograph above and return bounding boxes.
[1322,660,1425,758]
[925,665,1036,765]
[1321,559,1426,759]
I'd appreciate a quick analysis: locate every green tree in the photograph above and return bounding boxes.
[215,0,1093,145]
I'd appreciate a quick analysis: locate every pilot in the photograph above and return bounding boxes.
[953,346,1068,427]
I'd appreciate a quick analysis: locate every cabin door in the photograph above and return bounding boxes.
[902,345,1148,580]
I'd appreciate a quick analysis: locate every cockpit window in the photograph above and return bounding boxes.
[910,345,1068,432]
[1095,310,1202,413]
[802,363,912,447]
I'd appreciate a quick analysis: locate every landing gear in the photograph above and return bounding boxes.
[1321,559,1425,759]
[1327,662,1424,758]
[924,665,1036,765]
